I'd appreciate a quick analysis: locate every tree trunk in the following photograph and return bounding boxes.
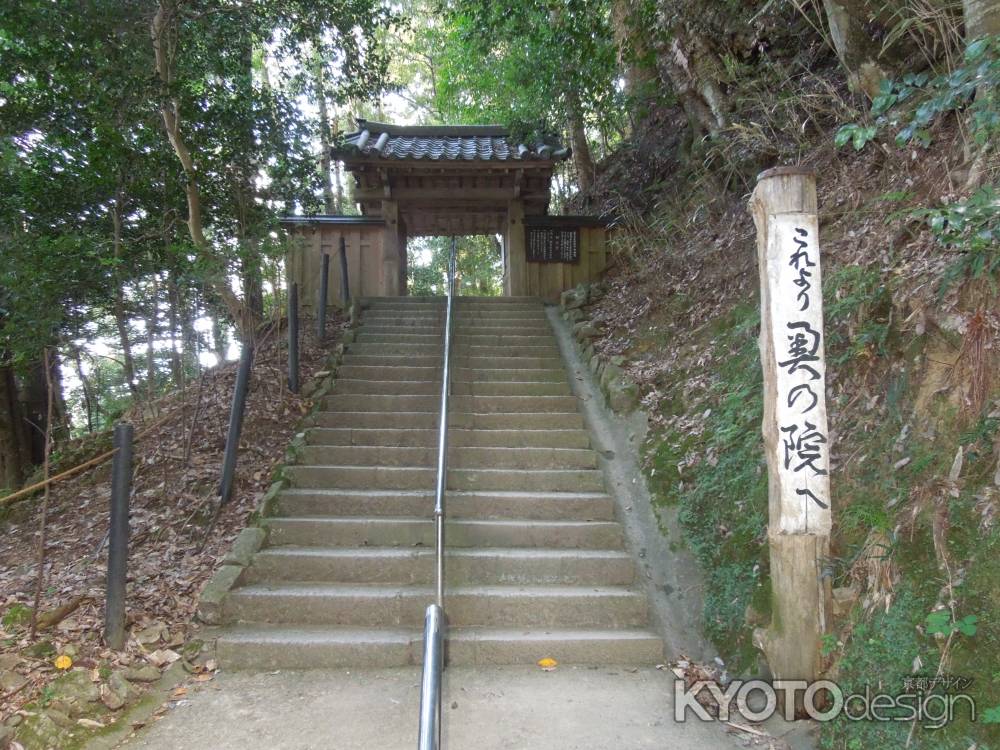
[964,0,1000,39]
[333,140,344,213]
[565,92,596,193]
[313,46,338,215]
[71,348,95,434]
[151,1,251,334]
[212,314,228,365]
[111,202,140,398]
[820,0,885,97]
[180,288,200,373]
[655,29,728,137]
[167,271,184,388]
[146,274,159,402]
[29,346,55,640]
[20,353,68,464]
[612,0,659,119]
[0,361,26,489]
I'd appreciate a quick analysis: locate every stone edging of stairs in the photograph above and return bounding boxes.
[559,283,639,414]
[195,303,360,626]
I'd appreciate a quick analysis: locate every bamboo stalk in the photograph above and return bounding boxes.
[0,411,173,508]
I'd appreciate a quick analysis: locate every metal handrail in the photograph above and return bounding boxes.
[417,238,457,750]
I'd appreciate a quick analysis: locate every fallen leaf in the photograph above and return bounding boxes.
[54,655,73,670]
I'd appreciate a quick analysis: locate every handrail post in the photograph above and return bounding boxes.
[418,603,444,750]
[418,237,456,750]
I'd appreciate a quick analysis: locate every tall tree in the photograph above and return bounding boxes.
[434,0,623,188]
[0,0,396,481]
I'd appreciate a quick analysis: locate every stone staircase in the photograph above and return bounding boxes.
[214,297,663,668]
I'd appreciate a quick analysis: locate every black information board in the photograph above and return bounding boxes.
[526,226,580,264]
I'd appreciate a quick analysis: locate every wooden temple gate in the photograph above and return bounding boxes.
[282,120,609,308]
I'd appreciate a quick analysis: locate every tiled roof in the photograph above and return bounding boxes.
[334,120,570,162]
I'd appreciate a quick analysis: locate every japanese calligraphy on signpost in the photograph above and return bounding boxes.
[766,214,832,534]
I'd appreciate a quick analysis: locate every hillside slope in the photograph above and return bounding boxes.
[571,68,999,749]
[0,318,340,746]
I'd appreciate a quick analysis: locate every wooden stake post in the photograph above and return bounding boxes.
[750,167,831,690]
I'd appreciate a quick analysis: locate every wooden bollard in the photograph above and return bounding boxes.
[288,282,300,393]
[339,236,351,310]
[750,167,832,694]
[219,344,253,505]
[317,252,330,341]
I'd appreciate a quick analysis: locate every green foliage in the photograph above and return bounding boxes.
[925,610,979,636]
[836,36,1000,152]
[840,496,893,534]
[834,37,1000,291]
[1,603,31,628]
[824,265,896,367]
[432,0,624,153]
[407,235,503,297]
[834,123,878,151]
[0,0,396,362]
[912,186,1000,293]
[819,588,943,750]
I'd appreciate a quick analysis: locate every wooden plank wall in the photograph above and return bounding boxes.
[524,227,607,302]
[287,224,385,310]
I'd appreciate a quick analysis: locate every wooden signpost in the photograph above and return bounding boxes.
[750,167,831,691]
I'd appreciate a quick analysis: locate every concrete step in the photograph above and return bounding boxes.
[310,411,585,430]
[224,583,648,628]
[212,294,664,672]
[304,427,590,449]
[273,489,614,521]
[216,626,416,669]
[286,465,605,492]
[243,547,635,586]
[363,308,548,318]
[356,333,556,347]
[263,517,623,549]
[341,354,566,369]
[215,625,663,669]
[331,379,571,397]
[346,343,560,357]
[362,309,549,319]
[322,394,579,414]
[297,445,597,470]
[361,318,550,329]
[365,295,539,303]
[358,322,552,334]
[361,296,542,310]
[337,365,566,383]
